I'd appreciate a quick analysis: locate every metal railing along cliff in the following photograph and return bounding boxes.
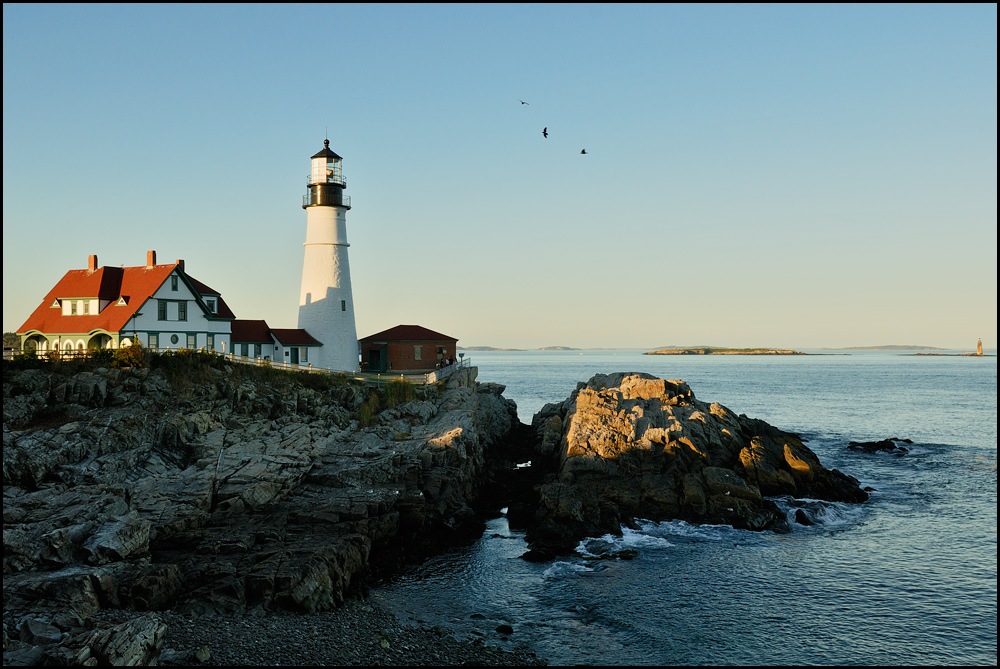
[6,346,471,387]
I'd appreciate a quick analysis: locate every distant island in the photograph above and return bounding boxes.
[645,347,806,356]
[457,345,581,352]
[827,345,946,351]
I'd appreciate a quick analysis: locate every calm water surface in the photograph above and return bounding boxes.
[373,350,997,666]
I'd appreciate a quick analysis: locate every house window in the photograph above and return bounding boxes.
[178,302,187,321]
[187,334,197,349]
[301,347,308,362]
[149,333,159,349]
[71,301,78,315]
[207,334,214,351]
[240,343,248,357]
[254,343,261,358]
[158,300,167,320]
[170,334,179,345]
[414,345,422,361]
[82,301,90,315]
[207,298,216,313]
[171,276,178,291]
[341,300,346,312]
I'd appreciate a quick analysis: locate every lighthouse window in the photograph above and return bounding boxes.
[341,300,346,312]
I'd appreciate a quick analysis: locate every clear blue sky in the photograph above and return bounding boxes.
[4,4,996,349]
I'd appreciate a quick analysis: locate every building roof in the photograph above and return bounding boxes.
[311,139,342,161]
[230,319,273,343]
[271,328,322,346]
[359,325,458,343]
[187,277,236,319]
[18,258,235,336]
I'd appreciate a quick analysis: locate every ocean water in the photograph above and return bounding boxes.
[372,350,998,666]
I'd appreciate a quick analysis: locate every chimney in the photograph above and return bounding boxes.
[176,259,185,273]
[88,254,98,272]
[147,250,156,268]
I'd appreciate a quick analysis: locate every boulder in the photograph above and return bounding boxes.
[523,372,867,558]
[847,438,911,455]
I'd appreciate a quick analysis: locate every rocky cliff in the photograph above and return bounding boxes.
[521,372,868,559]
[3,359,517,663]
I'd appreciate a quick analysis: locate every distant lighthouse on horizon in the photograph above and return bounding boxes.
[297,139,359,372]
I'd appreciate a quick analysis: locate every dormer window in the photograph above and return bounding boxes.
[207,298,217,314]
[71,301,77,315]
[82,301,90,315]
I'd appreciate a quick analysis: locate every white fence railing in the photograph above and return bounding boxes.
[5,346,472,387]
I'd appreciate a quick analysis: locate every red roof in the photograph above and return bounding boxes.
[271,328,322,346]
[359,324,457,342]
[18,261,235,335]
[231,319,273,343]
[187,276,236,319]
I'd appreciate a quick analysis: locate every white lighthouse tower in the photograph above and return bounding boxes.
[297,139,359,372]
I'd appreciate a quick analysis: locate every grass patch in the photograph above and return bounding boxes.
[382,378,416,408]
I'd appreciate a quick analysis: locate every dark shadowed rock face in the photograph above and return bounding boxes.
[521,372,867,559]
[3,363,518,663]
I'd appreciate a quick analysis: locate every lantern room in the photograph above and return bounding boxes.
[310,139,344,186]
[304,139,350,209]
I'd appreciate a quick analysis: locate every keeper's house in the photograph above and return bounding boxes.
[17,251,235,355]
[359,324,457,373]
[230,319,322,366]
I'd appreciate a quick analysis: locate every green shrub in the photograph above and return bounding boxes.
[113,340,149,368]
[356,391,381,427]
[88,347,115,365]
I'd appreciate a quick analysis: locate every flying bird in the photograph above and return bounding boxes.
[542,127,548,138]
[519,99,529,105]
[580,149,587,154]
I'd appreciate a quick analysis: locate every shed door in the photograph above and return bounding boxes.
[368,348,385,372]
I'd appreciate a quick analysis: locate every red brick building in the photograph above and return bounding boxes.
[359,325,457,373]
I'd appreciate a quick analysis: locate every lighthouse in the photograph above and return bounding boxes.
[297,139,359,372]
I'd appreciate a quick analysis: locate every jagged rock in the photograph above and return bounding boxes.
[3,361,518,662]
[847,438,911,455]
[522,372,867,558]
[18,618,62,645]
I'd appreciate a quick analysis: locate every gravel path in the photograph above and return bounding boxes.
[140,599,547,666]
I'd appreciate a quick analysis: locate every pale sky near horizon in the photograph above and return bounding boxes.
[3,4,997,350]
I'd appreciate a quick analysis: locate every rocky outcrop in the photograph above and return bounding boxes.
[522,372,867,559]
[848,438,911,455]
[3,361,517,664]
